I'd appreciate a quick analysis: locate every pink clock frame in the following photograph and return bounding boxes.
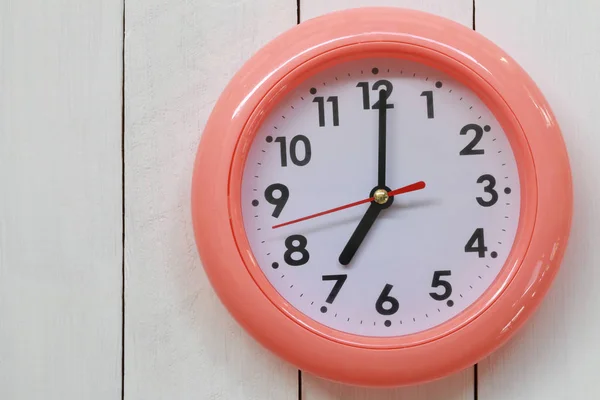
[192,8,572,386]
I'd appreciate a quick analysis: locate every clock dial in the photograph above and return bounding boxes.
[240,58,521,337]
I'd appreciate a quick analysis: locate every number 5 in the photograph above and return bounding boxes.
[429,270,452,301]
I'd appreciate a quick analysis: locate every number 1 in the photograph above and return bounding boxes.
[420,91,434,118]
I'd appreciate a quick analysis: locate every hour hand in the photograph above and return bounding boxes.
[338,202,382,266]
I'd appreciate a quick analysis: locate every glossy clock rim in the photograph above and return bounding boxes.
[192,7,572,386]
[230,42,535,349]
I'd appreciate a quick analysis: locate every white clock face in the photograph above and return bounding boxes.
[240,57,520,337]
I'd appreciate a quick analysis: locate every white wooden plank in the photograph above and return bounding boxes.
[123,1,298,399]
[477,2,600,399]
[304,372,473,400]
[0,0,123,399]
[301,0,472,25]
[300,1,474,399]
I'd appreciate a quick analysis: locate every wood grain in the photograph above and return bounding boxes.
[300,1,474,399]
[301,0,472,24]
[0,0,123,399]
[123,0,298,398]
[477,2,600,398]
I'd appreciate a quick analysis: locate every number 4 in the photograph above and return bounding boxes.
[465,228,488,258]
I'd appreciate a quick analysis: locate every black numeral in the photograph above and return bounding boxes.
[264,183,289,218]
[356,80,394,109]
[429,271,452,301]
[420,91,434,118]
[375,284,399,315]
[273,135,311,167]
[284,235,309,266]
[313,96,339,127]
[356,82,370,109]
[322,274,347,304]
[465,228,487,258]
[459,124,485,155]
[476,174,498,207]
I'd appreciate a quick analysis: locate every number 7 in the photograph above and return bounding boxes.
[322,274,347,304]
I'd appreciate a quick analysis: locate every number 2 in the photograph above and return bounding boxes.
[459,124,485,155]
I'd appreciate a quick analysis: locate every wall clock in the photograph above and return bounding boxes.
[191,7,572,386]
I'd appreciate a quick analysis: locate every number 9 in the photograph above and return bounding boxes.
[264,183,289,218]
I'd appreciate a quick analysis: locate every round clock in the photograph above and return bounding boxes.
[192,8,572,386]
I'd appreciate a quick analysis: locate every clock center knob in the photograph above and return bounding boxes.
[373,189,389,205]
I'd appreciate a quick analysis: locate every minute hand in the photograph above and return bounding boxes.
[377,89,388,187]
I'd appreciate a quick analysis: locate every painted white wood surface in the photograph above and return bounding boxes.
[123,1,298,399]
[3,1,596,399]
[300,2,474,399]
[0,1,123,399]
[477,2,600,399]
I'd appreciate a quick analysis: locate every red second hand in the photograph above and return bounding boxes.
[272,181,426,229]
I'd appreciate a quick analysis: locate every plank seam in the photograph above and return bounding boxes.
[121,0,126,398]
[296,0,302,398]
[472,0,476,30]
[472,3,478,399]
